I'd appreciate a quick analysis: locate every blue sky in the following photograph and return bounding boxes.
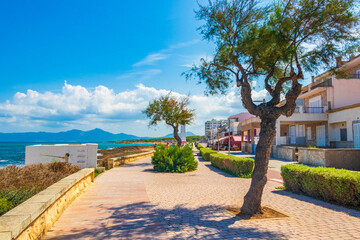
[0,0,312,137]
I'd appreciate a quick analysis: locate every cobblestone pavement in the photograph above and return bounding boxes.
[46,151,360,239]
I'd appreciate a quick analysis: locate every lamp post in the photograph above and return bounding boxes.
[228,118,231,153]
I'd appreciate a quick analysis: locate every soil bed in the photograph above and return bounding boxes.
[226,206,288,220]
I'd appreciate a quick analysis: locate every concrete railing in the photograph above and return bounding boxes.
[103,151,154,170]
[0,168,94,240]
[298,148,360,170]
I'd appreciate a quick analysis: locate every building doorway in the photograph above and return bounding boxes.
[290,125,296,145]
[354,123,360,149]
[316,125,326,147]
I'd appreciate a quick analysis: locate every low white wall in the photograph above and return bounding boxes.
[25,144,98,168]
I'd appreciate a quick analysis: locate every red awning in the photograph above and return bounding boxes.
[215,136,242,143]
[232,136,242,142]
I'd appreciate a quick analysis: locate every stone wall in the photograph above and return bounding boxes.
[324,149,360,170]
[298,148,326,166]
[298,148,360,170]
[271,146,296,161]
[104,151,154,170]
[330,141,354,148]
[0,168,94,240]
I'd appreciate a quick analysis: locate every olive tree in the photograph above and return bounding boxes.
[184,0,359,215]
[143,94,195,146]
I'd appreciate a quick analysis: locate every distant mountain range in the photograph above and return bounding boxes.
[0,128,197,142]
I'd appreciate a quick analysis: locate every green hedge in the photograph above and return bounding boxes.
[152,144,198,173]
[196,143,203,149]
[210,153,254,178]
[281,164,360,207]
[199,148,217,161]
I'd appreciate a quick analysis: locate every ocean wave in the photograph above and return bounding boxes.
[0,159,8,162]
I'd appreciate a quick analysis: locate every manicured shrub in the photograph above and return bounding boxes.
[152,144,198,173]
[199,148,217,161]
[228,156,254,178]
[281,164,360,208]
[210,153,254,178]
[197,143,203,149]
[209,153,227,169]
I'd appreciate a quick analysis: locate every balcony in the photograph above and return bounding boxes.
[311,78,332,90]
[279,106,327,122]
[343,74,360,79]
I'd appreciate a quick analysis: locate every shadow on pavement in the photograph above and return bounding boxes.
[46,202,287,240]
[121,162,153,168]
[273,190,360,218]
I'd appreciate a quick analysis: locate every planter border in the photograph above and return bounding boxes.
[0,168,94,240]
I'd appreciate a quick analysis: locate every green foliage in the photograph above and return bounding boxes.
[143,93,195,146]
[152,144,198,173]
[210,153,254,178]
[281,164,360,207]
[94,168,104,178]
[196,143,203,149]
[199,148,217,161]
[308,146,318,149]
[143,93,194,127]
[275,186,286,190]
[0,188,38,216]
[0,198,14,216]
[184,0,360,95]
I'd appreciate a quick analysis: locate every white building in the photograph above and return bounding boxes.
[275,55,360,148]
[205,119,228,140]
[25,144,98,168]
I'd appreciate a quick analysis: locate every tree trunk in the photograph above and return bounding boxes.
[173,126,182,147]
[240,116,277,215]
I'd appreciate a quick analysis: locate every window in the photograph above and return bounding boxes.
[356,70,360,79]
[307,127,312,140]
[340,128,347,141]
[298,125,304,137]
[309,96,322,113]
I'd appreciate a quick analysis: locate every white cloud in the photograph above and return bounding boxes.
[133,53,170,67]
[0,82,269,136]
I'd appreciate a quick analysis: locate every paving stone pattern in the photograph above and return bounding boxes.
[46,149,360,239]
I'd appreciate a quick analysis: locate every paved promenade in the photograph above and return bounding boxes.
[46,151,360,239]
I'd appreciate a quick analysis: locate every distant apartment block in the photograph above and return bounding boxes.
[205,119,228,140]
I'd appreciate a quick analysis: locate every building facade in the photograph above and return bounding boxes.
[275,55,360,148]
[204,119,228,141]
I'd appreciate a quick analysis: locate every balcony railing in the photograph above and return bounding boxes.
[311,78,332,90]
[344,74,360,79]
[293,106,326,114]
[303,107,325,113]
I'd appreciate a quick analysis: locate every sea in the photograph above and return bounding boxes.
[0,142,152,168]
